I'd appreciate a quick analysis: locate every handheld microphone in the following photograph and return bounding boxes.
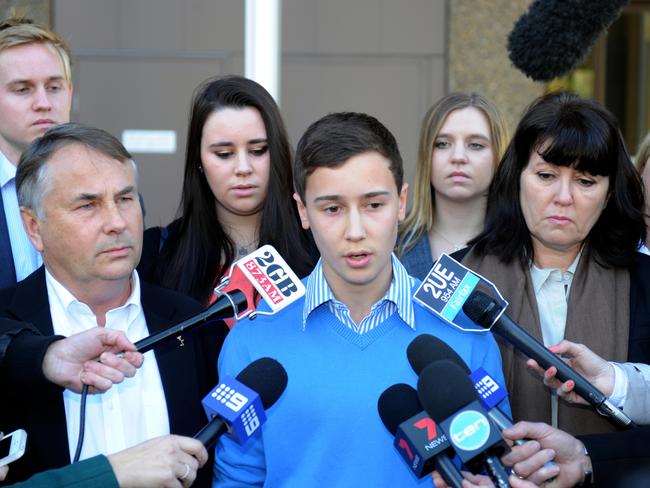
[462,290,635,430]
[507,0,630,81]
[418,360,511,488]
[134,245,306,353]
[407,335,515,435]
[134,290,247,353]
[377,383,463,488]
[194,357,288,449]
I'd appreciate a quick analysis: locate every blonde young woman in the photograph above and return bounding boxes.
[398,93,508,279]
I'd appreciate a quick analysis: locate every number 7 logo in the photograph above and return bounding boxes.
[414,418,437,441]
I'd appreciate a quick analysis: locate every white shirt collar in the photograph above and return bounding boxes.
[45,268,142,334]
[530,250,581,295]
[0,150,15,189]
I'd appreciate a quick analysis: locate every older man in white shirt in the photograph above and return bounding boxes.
[0,123,228,486]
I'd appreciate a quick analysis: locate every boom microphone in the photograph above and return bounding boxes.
[462,290,635,429]
[377,383,463,488]
[194,357,288,449]
[507,0,630,81]
[418,361,511,488]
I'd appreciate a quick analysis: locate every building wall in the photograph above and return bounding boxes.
[0,0,49,24]
[50,0,447,226]
[448,0,543,133]
[0,0,545,226]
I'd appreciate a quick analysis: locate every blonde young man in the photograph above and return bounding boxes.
[0,18,73,289]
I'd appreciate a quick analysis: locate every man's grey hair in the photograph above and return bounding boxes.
[16,122,137,219]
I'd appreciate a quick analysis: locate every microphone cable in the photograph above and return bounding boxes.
[72,384,89,463]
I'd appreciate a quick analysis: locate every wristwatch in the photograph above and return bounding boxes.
[576,442,594,487]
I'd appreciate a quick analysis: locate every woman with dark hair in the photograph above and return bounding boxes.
[459,91,650,436]
[635,132,650,254]
[139,75,318,308]
[397,93,508,279]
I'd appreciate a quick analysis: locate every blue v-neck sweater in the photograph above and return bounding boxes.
[214,292,508,487]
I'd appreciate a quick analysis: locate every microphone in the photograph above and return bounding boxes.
[377,383,463,488]
[134,245,306,353]
[194,357,288,449]
[407,335,515,435]
[134,290,247,353]
[418,360,511,488]
[507,0,630,81]
[462,290,635,429]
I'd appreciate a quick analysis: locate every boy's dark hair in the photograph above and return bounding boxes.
[293,112,403,199]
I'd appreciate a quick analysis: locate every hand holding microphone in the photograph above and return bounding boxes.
[525,340,616,406]
[462,290,635,429]
[41,327,144,394]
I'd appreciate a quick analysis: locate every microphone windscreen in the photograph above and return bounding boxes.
[236,357,288,409]
[407,334,470,375]
[377,383,422,435]
[418,360,477,421]
[507,0,630,81]
[462,290,501,329]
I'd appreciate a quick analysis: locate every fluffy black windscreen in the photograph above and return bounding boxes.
[507,0,630,81]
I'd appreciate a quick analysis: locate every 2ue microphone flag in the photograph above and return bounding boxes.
[413,253,508,333]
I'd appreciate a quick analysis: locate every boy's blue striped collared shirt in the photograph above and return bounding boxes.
[302,254,416,334]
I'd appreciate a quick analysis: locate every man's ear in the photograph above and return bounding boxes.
[293,193,310,230]
[20,207,44,253]
[398,183,408,222]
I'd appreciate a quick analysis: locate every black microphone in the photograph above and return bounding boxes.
[507,0,630,81]
[194,357,288,449]
[407,334,470,376]
[407,334,516,436]
[377,383,463,488]
[134,289,247,353]
[134,244,306,354]
[462,290,635,429]
[418,360,511,488]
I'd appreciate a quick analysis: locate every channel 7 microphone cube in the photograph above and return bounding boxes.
[202,376,267,444]
[394,411,451,478]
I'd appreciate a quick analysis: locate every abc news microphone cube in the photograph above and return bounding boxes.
[438,400,504,465]
[394,411,451,478]
[202,376,267,444]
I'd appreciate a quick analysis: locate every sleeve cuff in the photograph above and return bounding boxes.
[608,362,627,407]
[5,330,66,393]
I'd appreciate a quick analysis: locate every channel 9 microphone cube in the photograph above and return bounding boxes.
[470,368,507,410]
[438,400,504,465]
[394,411,450,477]
[202,376,267,444]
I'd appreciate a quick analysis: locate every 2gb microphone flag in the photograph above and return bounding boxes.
[215,244,306,321]
[413,254,508,333]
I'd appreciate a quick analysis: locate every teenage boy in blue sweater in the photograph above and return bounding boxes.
[213,112,508,487]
